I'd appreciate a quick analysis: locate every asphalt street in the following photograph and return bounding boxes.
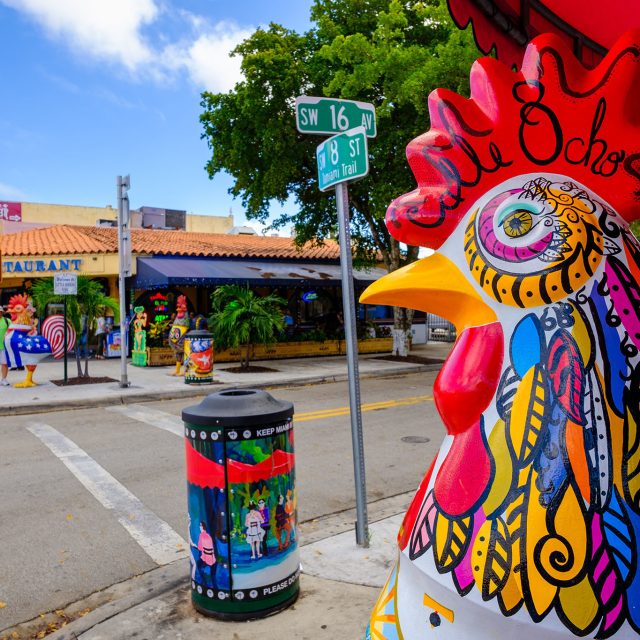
[0,371,443,633]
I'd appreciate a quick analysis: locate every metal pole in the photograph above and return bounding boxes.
[117,176,130,388]
[335,181,369,547]
[63,296,68,385]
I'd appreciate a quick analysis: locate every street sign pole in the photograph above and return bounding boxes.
[301,96,377,548]
[117,175,131,388]
[336,181,369,548]
[53,273,77,385]
[63,296,68,385]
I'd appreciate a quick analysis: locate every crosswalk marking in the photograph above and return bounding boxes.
[27,422,188,566]
[106,404,183,436]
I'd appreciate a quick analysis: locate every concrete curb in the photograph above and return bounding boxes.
[30,492,414,640]
[1,362,440,416]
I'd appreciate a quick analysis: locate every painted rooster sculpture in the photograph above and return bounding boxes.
[4,293,52,387]
[361,32,640,640]
[168,294,190,376]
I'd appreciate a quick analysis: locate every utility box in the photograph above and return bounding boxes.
[182,389,299,619]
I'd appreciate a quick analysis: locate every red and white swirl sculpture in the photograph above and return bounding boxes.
[41,315,77,359]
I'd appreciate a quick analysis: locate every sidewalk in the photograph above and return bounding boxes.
[0,342,451,415]
[1,343,450,639]
[42,495,412,640]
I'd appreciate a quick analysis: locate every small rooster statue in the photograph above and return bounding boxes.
[168,295,190,376]
[3,294,52,387]
[361,32,640,640]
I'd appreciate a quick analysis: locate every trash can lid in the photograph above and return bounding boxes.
[182,389,293,427]
[185,330,213,338]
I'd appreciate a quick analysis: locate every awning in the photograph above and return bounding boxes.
[133,257,387,289]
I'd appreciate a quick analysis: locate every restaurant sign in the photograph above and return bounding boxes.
[0,202,22,222]
[2,258,83,275]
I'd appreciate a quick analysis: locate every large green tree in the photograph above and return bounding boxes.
[200,0,479,342]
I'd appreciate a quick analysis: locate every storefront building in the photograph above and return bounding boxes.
[0,224,389,334]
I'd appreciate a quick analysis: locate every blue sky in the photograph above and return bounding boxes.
[0,0,313,230]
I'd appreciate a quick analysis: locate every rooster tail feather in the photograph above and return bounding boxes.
[408,490,437,561]
[546,329,586,424]
[602,487,636,586]
[472,516,512,601]
[623,368,640,513]
[433,508,474,574]
[591,513,626,638]
[507,365,548,467]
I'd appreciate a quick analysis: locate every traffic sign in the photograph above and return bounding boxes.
[296,96,376,138]
[316,126,369,191]
[54,272,78,295]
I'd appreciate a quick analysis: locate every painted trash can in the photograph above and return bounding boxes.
[183,330,214,384]
[182,389,299,619]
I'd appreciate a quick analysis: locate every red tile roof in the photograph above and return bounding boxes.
[1,225,341,260]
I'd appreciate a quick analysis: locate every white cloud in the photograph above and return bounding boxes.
[1,0,252,92]
[0,182,28,200]
[1,0,158,70]
[171,22,253,93]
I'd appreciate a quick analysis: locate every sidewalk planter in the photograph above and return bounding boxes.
[183,389,299,620]
[348,337,393,354]
[145,347,175,366]
[213,337,392,363]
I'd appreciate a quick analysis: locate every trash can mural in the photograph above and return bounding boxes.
[183,330,214,384]
[183,389,299,619]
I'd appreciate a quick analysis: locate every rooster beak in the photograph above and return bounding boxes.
[360,253,496,332]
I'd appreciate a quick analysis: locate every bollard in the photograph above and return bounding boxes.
[182,389,299,620]
[183,330,214,385]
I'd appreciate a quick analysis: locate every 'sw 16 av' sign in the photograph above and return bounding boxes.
[296,96,376,138]
[316,127,369,192]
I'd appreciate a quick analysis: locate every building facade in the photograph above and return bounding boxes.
[0,201,234,235]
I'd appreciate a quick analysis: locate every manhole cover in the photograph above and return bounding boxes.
[401,436,430,444]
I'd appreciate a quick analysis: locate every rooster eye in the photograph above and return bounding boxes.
[500,209,533,238]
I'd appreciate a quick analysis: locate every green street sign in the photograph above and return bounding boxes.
[296,96,376,138]
[316,126,369,191]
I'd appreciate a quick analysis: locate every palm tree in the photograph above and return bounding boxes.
[30,277,119,378]
[209,285,285,369]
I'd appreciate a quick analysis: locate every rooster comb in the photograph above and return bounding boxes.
[388,30,640,249]
[7,293,31,309]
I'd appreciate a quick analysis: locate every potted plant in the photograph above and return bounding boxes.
[145,317,175,366]
[208,285,285,370]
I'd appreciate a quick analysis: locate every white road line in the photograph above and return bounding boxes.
[27,422,187,566]
[106,404,183,437]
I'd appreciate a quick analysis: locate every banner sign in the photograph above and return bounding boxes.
[0,202,22,222]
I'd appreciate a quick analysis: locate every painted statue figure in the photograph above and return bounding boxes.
[361,32,640,639]
[131,306,148,367]
[4,294,52,387]
[168,295,190,376]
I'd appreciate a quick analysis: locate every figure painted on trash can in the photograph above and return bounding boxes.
[196,521,216,587]
[275,494,292,551]
[168,295,189,376]
[257,498,271,557]
[4,294,52,387]
[361,32,640,640]
[245,502,264,560]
